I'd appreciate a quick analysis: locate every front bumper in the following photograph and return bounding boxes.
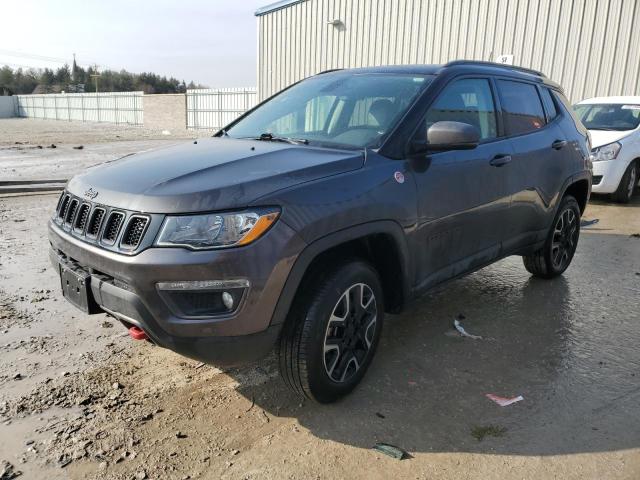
[48,219,306,366]
[591,159,629,194]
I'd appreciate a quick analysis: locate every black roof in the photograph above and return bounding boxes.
[319,60,560,90]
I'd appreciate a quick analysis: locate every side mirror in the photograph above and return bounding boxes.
[412,121,481,152]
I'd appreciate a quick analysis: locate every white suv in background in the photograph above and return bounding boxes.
[574,96,640,203]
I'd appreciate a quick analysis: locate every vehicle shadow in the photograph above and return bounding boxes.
[231,232,640,456]
[589,192,640,207]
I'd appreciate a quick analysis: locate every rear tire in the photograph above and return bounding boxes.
[523,195,581,279]
[612,161,638,204]
[277,260,384,403]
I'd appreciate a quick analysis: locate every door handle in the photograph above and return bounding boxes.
[552,139,567,150]
[489,155,512,167]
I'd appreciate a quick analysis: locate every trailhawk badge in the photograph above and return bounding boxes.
[84,188,99,200]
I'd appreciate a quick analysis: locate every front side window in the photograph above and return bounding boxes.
[422,78,498,140]
[498,80,546,135]
[227,73,433,149]
[573,103,640,131]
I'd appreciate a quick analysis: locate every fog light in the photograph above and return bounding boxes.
[156,279,249,318]
[222,291,234,310]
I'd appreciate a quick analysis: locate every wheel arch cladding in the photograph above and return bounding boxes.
[270,221,411,326]
[303,233,406,314]
[564,179,589,214]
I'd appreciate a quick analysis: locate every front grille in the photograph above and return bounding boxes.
[64,199,79,226]
[592,175,602,185]
[102,212,125,244]
[73,204,91,233]
[52,191,151,253]
[121,216,149,249]
[86,208,105,238]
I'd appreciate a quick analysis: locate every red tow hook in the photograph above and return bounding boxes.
[128,326,149,341]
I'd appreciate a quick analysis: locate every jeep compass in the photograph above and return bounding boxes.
[49,61,592,402]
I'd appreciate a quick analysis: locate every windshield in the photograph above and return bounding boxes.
[573,103,640,131]
[226,72,433,149]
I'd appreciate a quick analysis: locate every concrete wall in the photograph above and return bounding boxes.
[257,0,640,103]
[142,94,186,132]
[0,97,16,118]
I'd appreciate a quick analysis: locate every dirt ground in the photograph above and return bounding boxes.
[0,118,210,182]
[1,120,640,480]
[0,118,204,147]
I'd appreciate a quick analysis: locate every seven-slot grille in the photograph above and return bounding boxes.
[53,192,150,252]
[102,212,125,244]
[121,216,149,249]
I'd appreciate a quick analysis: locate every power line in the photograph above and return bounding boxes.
[0,49,107,69]
[0,61,45,70]
[0,49,69,63]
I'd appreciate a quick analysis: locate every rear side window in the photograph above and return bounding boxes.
[539,88,558,122]
[424,78,498,140]
[497,80,545,135]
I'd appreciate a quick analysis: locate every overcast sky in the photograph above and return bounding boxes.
[0,0,269,87]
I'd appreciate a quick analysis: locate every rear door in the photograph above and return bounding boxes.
[407,77,513,290]
[496,79,568,251]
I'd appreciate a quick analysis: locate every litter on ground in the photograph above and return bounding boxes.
[454,315,483,340]
[485,393,524,407]
[373,443,408,460]
[580,218,600,227]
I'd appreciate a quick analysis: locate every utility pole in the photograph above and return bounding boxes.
[90,63,101,93]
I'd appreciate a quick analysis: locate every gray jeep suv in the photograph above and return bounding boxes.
[49,61,592,402]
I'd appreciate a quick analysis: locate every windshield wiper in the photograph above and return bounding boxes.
[254,132,309,145]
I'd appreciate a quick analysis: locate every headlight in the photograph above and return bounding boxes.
[591,142,621,162]
[155,208,279,249]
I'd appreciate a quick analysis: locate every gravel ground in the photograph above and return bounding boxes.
[0,118,214,182]
[1,120,640,479]
[0,118,205,147]
[0,192,639,480]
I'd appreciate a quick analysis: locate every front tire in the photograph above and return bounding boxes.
[612,161,638,203]
[277,260,384,403]
[523,195,581,279]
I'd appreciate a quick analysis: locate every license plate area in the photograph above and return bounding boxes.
[59,263,101,314]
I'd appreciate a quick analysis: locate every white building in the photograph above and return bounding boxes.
[255,0,640,102]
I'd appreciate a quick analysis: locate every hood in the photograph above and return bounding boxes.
[589,129,634,149]
[67,137,364,213]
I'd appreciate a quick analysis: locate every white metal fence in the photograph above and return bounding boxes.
[186,88,257,130]
[15,92,144,125]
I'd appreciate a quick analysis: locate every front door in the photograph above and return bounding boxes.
[407,77,513,291]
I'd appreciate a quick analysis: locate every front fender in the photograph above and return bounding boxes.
[269,220,411,326]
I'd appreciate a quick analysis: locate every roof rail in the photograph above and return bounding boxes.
[444,60,546,78]
[316,68,344,75]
